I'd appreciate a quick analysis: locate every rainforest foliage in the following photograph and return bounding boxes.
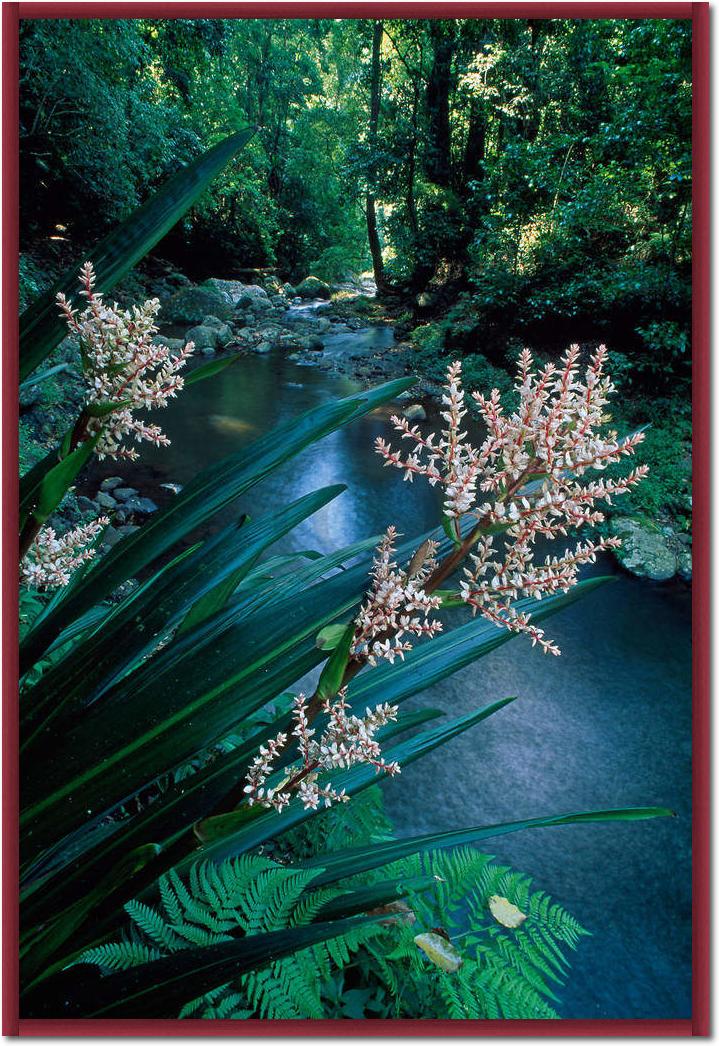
[20,16,693,533]
[21,17,691,367]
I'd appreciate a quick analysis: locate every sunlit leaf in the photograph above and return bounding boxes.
[414,931,463,972]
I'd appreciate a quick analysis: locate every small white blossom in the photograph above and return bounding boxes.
[21,517,109,589]
[351,527,443,666]
[244,691,400,812]
[57,262,194,460]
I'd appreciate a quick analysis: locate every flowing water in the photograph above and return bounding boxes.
[105,315,692,1020]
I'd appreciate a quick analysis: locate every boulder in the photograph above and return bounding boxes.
[100,476,124,491]
[224,285,270,310]
[163,286,235,325]
[77,496,99,514]
[257,324,282,341]
[202,278,236,301]
[185,324,221,351]
[112,487,139,502]
[160,482,183,495]
[100,525,123,550]
[203,279,268,305]
[152,336,185,353]
[120,495,158,517]
[403,404,427,422]
[295,276,331,300]
[254,342,272,354]
[270,294,288,307]
[201,316,234,346]
[233,328,257,346]
[116,524,140,538]
[677,550,692,583]
[247,297,272,313]
[244,284,271,302]
[96,491,118,510]
[610,517,678,581]
[283,282,295,297]
[300,336,324,352]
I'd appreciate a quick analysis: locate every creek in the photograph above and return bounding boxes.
[99,310,691,1019]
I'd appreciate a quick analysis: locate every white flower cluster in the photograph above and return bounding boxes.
[242,733,291,812]
[242,345,647,814]
[21,517,109,589]
[376,361,477,519]
[244,692,400,812]
[57,262,194,460]
[242,528,444,812]
[351,526,443,666]
[375,347,647,655]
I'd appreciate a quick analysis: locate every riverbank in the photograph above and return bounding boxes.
[19,255,692,583]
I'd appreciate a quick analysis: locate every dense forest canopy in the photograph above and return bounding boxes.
[21,18,691,366]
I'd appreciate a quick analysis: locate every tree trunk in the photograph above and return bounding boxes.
[366,20,386,293]
[463,98,486,182]
[406,83,420,237]
[426,21,454,187]
[522,19,543,143]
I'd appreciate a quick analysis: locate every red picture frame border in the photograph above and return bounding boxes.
[2,1,709,1036]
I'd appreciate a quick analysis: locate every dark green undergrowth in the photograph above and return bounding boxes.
[80,788,589,1020]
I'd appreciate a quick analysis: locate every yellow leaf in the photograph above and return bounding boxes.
[414,931,463,972]
[488,894,527,928]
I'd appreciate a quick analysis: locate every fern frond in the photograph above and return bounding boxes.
[74,940,163,972]
[124,899,182,950]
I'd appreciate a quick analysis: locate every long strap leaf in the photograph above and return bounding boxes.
[22,914,383,1019]
[19,128,256,380]
[347,576,613,711]
[21,484,346,745]
[299,807,676,887]
[178,696,518,868]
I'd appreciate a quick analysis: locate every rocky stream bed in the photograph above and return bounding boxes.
[20,269,691,584]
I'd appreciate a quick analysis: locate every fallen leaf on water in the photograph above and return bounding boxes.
[488,894,527,928]
[368,900,416,926]
[209,414,256,436]
[414,931,463,972]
